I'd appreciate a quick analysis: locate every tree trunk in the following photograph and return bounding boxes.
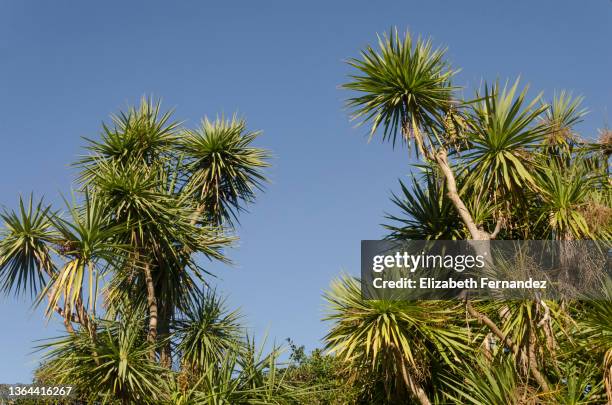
[144,262,158,353]
[605,356,612,404]
[61,303,75,334]
[393,345,431,405]
[158,301,172,368]
[528,328,550,391]
[402,124,500,405]
[434,149,489,240]
[406,373,432,405]
[189,202,206,227]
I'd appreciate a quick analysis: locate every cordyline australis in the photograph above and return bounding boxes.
[323,27,611,404]
[0,99,319,404]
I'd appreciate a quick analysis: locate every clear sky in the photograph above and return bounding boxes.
[0,0,610,382]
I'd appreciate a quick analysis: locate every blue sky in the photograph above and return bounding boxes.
[0,1,610,382]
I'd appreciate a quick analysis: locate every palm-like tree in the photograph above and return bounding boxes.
[0,97,284,401]
[37,311,166,404]
[343,27,498,241]
[174,289,242,371]
[339,27,611,404]
[178,115,270,228]
[77,99,267,358]
[342,27,457,154]
[0,196,56,297]
[324,275,468,405]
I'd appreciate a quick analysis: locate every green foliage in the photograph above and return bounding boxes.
[384,169,464,240]
[542,91,587,150]
[77,97,180,170]
[0,196,56,296]
[534,160,595,239]
[343,27,457,148]
[1,25,610,405]
[0,97,281,403]
[324,275,469,402]
[37,314,167,404]
[441,359,522,405]
[337,27,612,405]
[464,79,548,195]
[545,363,605,405]
[43,192,124,319]
[175,289,242,370]
[169,336,310,405]
[179,115,271,227]
[285,343,359,404]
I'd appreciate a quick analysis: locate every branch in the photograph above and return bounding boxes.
[468,300,551,392]
[490,218,503,239]
[411,125,433,162]
[536,297,551,328]
[466,300,517,354]
[189,202,206,227]
[435,149,487,240]
[528,329,551,391]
